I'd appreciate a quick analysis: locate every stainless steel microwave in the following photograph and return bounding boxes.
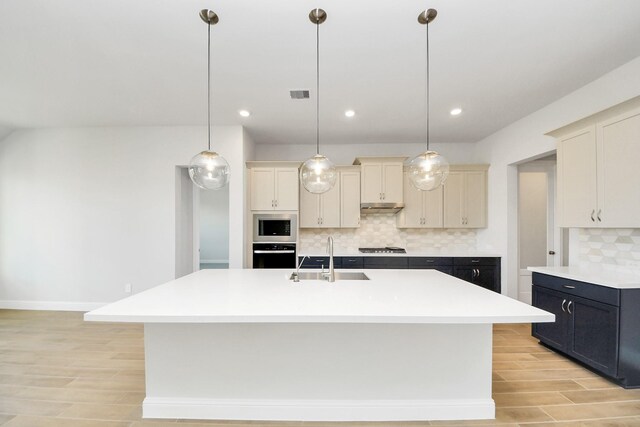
[253,213,297,243]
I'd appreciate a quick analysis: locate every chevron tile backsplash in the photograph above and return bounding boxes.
[299,213,477,253]
[578,228,640,268]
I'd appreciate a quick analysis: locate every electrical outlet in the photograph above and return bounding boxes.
[124,283,132,294]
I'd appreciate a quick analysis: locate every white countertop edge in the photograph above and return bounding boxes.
[528,266,640,289]
[84,313,553,324]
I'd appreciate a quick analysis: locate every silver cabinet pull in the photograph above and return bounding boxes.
[567,300,573,314]
[561,299,567,312]
[597,209,602,222]
[563,285,576,289]
[379,192,382,200]
[590,209,595,222]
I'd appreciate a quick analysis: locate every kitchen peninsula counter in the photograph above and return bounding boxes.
[85,268,552,422]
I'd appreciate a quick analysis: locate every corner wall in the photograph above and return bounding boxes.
[0,126,246,309]
[475,56,640,298]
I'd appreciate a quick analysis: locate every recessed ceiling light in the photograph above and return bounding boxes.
[238,110,251,117]
[344,110,355,118]
[450,108,462,116]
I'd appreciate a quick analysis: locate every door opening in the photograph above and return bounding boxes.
[517,154,564,304]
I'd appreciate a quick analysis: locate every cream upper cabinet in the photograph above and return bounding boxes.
[557,126,598,227]
[250,165,299,211]
[443,166,487,228]
[299,167,359,228]
[597,108,640,227]
[354,157,405,204]
[397,171,443,228]
[298,174,340,228]
[556,105,640,228]
[340,169,361,228]
[274,169,299,210]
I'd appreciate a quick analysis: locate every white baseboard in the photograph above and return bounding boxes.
[143,397,495,421]
[0,300,107,312]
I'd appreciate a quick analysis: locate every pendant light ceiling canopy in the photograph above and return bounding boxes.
[408,8,449,192]
[189,9,230,191]
[299,8,337,195]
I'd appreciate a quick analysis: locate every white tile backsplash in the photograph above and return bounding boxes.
[299,213,477,253]
[578,228,640,268]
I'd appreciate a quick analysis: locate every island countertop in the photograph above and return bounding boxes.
[85,269,552,324]
[528,265,640,289]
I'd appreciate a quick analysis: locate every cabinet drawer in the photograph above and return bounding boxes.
[453,257,499,266]
[532,273,620,307]
[338,257,364,269]
[299,256,341,269]
[363,257,408,269]
[408,257,453,268]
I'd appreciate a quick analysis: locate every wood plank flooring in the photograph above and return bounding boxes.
[1,309,640,426]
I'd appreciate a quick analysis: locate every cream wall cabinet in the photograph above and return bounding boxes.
[443,166,488,228]
[397,171,443,228]
[250,167,299,211]
[340,169,361,228]
[557,106,640,227]
[299,178,340,228]
[557,126,598,227]
[299,167,361,228]
[354,157,405,204]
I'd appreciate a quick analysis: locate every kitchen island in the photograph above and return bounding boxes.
[85,268,553,422]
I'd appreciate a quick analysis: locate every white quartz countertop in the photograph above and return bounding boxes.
[85,269,551,324]
[528,266,640,289]
[298,251,501,258]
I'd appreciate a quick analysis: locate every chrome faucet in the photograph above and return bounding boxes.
[292,255,308,283]
[325,236,335,282]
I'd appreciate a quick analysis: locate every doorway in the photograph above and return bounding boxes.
[517,154,564,304]
[175,167,229,279]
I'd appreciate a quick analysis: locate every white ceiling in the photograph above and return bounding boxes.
[1,0,640,144]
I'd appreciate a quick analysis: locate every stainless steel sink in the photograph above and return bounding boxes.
[289,271,370,281]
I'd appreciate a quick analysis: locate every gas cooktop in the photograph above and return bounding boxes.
[359,247,406,254]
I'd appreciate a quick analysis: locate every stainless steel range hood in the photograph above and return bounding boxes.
[360,203,404,214]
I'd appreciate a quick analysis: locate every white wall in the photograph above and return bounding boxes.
[0,126,246,309]
[255,142,478,165]
[199,186,229,263]
[0,127,12,142]
[475,56,640,298]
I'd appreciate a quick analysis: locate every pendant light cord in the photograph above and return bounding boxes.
[425,19,430,152]
[316,14,320,156]
[207,21,212,151]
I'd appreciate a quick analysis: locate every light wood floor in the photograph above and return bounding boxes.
[1,310,640,427]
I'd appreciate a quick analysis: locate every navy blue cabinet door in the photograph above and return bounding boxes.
[453,266,499,293]
[568,295,619,377]
[532,285,569,352]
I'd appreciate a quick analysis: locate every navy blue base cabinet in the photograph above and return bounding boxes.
[298,255,501,293]
[532,272,640,388]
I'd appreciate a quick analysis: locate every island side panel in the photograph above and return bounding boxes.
[143,323,494,421]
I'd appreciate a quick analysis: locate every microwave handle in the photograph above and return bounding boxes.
[253,250,296,254]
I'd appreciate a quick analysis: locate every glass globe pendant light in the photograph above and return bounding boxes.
[189,9,230,190]
[408,9,449,191]
[300,8,337,194]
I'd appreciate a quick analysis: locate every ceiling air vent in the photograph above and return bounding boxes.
[290,90,310,99]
